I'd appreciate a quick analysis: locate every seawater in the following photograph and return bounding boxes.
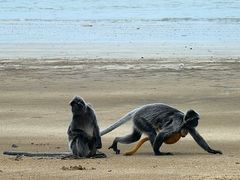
[0,0,240,59]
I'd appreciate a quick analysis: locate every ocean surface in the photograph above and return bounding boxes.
[0,0,240,59]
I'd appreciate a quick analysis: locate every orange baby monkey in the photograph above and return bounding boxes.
[124,128,188,156]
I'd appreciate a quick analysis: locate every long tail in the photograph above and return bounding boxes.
[100,108,139,136]
[3,151,70,157]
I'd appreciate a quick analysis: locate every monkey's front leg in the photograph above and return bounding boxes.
[188,128,222,154]
[153,131,173,156]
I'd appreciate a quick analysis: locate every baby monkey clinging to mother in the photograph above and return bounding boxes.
[101,103,222,156]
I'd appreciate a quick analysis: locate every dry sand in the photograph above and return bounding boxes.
[0,58,240,179]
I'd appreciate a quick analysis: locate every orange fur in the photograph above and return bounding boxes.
[164,133,182,144]
[124,133,183,156]
[124,137,149,156]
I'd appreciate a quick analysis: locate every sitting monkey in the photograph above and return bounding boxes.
[3,96,106,158]
[68,96,106,158]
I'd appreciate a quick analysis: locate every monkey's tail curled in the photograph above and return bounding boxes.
[100,108,139,136]
[124,137,149,156]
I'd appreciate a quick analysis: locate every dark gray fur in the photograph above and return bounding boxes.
[68,96,106,158]
[3,96,106,159]
[102,103,222,155]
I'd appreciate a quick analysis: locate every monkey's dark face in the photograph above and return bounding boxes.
[70,96,87,115]
[184,109,199,128]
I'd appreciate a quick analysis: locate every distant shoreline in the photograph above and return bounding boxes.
[1,42,240,60]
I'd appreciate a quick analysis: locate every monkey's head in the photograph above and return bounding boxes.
[70,96,87,115]
[183,109,200,128]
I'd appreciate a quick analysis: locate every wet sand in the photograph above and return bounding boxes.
[0,58,240,179]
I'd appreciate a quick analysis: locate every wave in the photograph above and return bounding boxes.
[1,18,240,23]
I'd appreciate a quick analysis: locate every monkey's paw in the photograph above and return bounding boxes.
[108,145,120,154]
[209,149,223,155]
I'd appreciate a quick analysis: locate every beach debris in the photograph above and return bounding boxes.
[61,165,86,171]
[37,143,49,146]
[82,24,93,27]
[0,170,3,173]
[14,155,23,161]
[61,165,97,171]
[11,144,18,148]
[30,143,50,146]
[178,63,185,70]
[108,170,112,172]
[36,157,44,160]
[55,146,61,149]
[235,162,240,164]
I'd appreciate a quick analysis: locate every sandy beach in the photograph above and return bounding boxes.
[1,1,240,179]
[0,58,240,179]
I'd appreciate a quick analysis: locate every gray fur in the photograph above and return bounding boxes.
[68,96,106,158]
[3,96,106,159]
[100,108,139,136]
[106,103,222,155]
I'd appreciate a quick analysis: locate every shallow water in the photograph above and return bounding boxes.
[1,0,240,43]
[0,0,240,58]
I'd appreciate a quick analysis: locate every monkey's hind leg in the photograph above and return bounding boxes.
[124,137,149,156]
[108,128,142,154]
[134,118,157,148]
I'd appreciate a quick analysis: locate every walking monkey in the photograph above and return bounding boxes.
[101,103,222,155]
